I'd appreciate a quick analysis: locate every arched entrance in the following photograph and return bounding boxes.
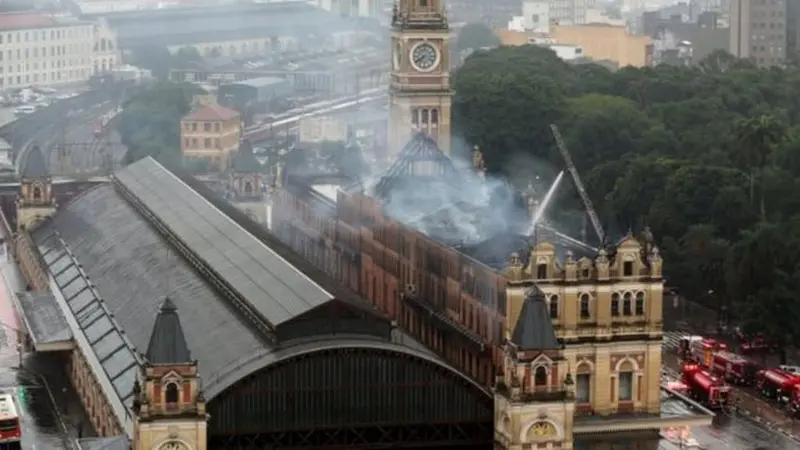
[207,344,493,449]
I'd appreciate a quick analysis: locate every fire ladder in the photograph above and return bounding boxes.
[549,124,605,242]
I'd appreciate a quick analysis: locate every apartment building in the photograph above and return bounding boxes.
[180,104,242,170]
[0,12,119,89]
[550,0,596,25]
[729,0,787,67]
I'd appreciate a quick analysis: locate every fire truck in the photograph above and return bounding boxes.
[678,336,728,368]
[682,363,732,409]
[711,351,761,386]
[787,385,800,417]
[756,369,800,403]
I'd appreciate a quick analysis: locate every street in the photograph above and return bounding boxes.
[662,331,800,449]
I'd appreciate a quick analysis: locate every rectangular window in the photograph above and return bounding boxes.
[576,374,590,403]
[623,261,633,276]
[537,264,547,279]
[204,122,211,132]
[204,138,211,148]
[618,372,633,401]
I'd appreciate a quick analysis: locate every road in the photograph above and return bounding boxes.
[662,331,800,449]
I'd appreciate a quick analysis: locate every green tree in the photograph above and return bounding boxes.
[129,45,173,80]
[733,114,787,215]
[455,23,501,54]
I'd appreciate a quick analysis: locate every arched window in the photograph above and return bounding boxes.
[580,294,590,319]
[165,382,179,406]
[244,182,253,195]
[611,293,620,316]
[635,292,645,315]
[534,366,548,387]
[537,263,547,279]
[548,295,558,319]
[32,186,41,200]
[623,292,633,316]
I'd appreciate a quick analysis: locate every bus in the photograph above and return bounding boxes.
[0,393,21,446]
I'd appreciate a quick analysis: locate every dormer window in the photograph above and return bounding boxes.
[419,0,428,7]
[582,268,589,278]
[33,186,41,200]
[537,263,547,279]
[623,261,633,276]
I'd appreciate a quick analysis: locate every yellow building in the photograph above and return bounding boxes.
[180,104,242,170]
[495,25,653,68]
[550,24,653,67]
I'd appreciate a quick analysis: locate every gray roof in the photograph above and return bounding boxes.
[115,157,332,328]
[76,436,130,450]
[236,76,288,89]
[19,145,49,179]
[511,287,561,350]
[30,178,266,402]
[15,291,71,345]
[104,3,355,48]
[145,297,192,365]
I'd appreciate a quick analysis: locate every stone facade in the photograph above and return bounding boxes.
[389,0,453,155]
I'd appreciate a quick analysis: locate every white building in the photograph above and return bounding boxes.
[550,0,594,25]
[521,1,551,33]
[310,0,383,19]
[0,12,119,89]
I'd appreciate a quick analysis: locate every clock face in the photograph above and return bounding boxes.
[410,42,439,72]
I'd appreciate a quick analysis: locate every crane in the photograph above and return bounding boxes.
[549,124,605,242]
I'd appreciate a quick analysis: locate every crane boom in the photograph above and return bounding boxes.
[549,124,605,241]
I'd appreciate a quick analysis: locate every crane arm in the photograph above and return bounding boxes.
[549,124,605,241]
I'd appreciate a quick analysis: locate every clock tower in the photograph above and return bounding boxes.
[389,0,452,156]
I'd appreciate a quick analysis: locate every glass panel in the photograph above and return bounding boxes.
[577,374,590,403]
[68,290,95,314]
[77,304,104,328]
[55,266,80,287]
[93,332,123,360]
[84,316,112,343]
[43,247,64,264]
[60,276,86,299]
[112,365,137,399]
[104,350,134,380]
[619,372,633,401]
[48,255,71,275]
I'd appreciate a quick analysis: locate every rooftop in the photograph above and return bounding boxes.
[182,105,240,122]
[103,3,358,48]
[14,291,71,349]
[19,145,49,179]
[0,13,56,31]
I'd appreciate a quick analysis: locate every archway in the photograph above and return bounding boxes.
[207,344,493,449]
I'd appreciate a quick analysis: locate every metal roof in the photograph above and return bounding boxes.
[106,3,355,48]
[31,232,141,437]
[30,182,266,426]
[115,157,333,328]
[19,145,49,179]
[15,291,71,346]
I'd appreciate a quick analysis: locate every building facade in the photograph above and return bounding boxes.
[0,12,119,89]
[729,0,787,66]
[389,0,452,155]
[180,104,242,170]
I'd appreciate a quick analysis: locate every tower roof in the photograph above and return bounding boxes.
[373,132,460,199]
[145,297,193,365]
[19,145,49,179]
[231,140,260,173]
[511,286,561,350]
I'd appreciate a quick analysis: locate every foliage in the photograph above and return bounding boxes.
[452,45,800,352]
[455,23,502,53]
[118,82,201,166]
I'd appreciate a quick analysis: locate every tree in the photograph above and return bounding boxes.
[129,45,173,80]
[118,82,201,166]
[733,114,787,214]
[455,23,501,54]
[172,46,204,69]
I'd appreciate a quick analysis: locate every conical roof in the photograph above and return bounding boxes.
[231,140,260,173]
[511,286,561,350]
[145,297,192,364]
[19,145,49,178]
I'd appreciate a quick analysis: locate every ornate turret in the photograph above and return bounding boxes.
[494,288,574,449]
[228,140,262,200]
[16,145,55,231]
[133,298,207,450]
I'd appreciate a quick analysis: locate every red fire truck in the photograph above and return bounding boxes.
[711,351,761,386]
[756,369,800,403]
[787,385,800,417]
[682,363,732,409]
[678,336,728,368]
